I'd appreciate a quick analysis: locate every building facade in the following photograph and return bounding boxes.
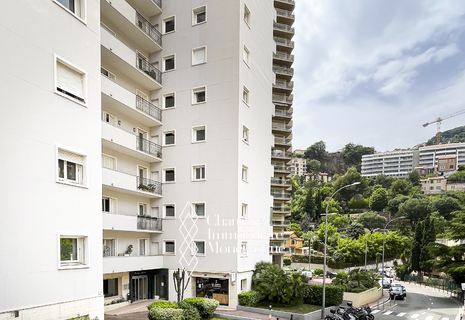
[1,0,291,316]
[361,150,414,178]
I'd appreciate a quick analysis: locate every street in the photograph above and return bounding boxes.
[371,282,461,320]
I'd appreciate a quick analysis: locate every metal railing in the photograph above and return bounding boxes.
[272,123,292,131]
[137,216,162,231]
[272,94,293,104]
[274,109,293,117]
[271,150,292,158]
[151,0,162,9]
[272,206,291,212]
[136,137,162,158]
[276,9,295,19]
[269,246,289,253]
[271,191,292,198]
[136,95,162,122]
[273,66,294,76]
[273,22,295,33]
[273,52,294,62]
[137,176,162,195]
[274,80,294,89]
[275,0,295,5]
[136,12,162,46]
[271,178,291,185]
[272,219,291,226]
[273,165,291,172]
[274,37,294,48]
[136,53,162,84]
[274,137,292,145]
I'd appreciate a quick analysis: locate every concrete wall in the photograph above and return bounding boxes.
[343,287,382,307]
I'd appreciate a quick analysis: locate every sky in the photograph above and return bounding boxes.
[292,0,465,153]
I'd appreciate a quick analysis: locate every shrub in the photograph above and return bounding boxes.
[238,291,260,307]
[314,268,324,277]
[148,308,183,320]
[181,306,200,320]
[147,301,178,310]
[303,284,343,307]
[183,298,219,319]
[283,257,292,266]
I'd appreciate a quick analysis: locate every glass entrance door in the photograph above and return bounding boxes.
[132,276,148,301]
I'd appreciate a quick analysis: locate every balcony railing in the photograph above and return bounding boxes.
[137,53,162,84]
[272,123,292,131]
[274,80,294,90]
[151,0,162,8]
[271,178,291,185]
[137,176,162,195]
[273,52,294,62]
[269,246,289,254]
[136,137,162,158]
[276,9,295,20]
[273,164,291,172]
[274,109,293,117]
[272,219,291,226]
[275,0,295,5]
[136,95,162,122]
[272,206,291,212]
[273,22,295,34]
[271,150,292,158]
[137,216,162,231]
[136,12,162,46]
[273,66,294,76]
[271,191,292,198]
[274,137,292,145]
[274,37,294,48]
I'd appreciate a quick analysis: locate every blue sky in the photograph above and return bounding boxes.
[292,0,465,152]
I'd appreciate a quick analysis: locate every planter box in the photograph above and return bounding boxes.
[235,305,333,320]
[343,287,382,307]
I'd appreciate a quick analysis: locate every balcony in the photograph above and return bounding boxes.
[102,167,162,198]
[101,0,162,52]
[103,212,162,233]
[271,150,292,160]
[274,0,295,11]
[101,27,162,90]
[273,22,295,37]
[272,220,292,228]
[102,122,162,162]
[274,108,293,119]
[273,164,291,173]
[274,37,294,52]
[126,0,162,17]
[272,205,291,214]
[273,66,294,78]
[271,191,291,200]
[103,255,163,274]
[269,246,289,254]
[273,52,294,64]
[271,177,291,186]
[273,95,293,106]
[273,80,294,92]
[274,137,292,146]
[276,8,295,23]
[101,76,162,127]
[272,122,292,133]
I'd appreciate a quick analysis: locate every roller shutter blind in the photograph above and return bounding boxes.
[57,61,85,101]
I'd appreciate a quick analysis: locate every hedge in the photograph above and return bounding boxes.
[183,298,219,319]
[303,284,344,307]
[238,291,260,307]
[291,255,353,269]
[147,301,178,310]
[148,308,183,320]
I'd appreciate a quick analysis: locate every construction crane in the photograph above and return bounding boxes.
[423,109,465,145]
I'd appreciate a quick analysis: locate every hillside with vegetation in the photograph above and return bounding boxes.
[425,125,465,145]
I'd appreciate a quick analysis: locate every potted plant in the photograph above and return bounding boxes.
[124,245,133,256]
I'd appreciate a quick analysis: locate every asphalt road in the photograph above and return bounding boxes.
[371,282,461,320]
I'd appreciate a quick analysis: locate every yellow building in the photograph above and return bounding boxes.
[283,231,307,257]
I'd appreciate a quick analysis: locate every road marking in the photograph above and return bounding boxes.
[425,316,434,320]
[411,314,420,318]
[383,311,393,315]
[397,313,406,317]
[372,310,381,314]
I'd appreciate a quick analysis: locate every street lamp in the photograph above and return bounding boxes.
[381,216,406,296]
[365,228,380,271]
[321,181,360,319]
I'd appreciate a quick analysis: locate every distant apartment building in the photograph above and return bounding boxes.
[290,157,307,176]
[420,176,447,194]
[361,143,465,179]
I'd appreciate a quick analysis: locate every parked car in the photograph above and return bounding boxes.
[390,286,406,300]
[326,271,337,279]
[301,271,313,279]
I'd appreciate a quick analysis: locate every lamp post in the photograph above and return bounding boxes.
[321,181,360,319]
[381,216,406,296]
[365,228,380,271]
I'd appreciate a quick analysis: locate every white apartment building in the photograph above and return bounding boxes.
[1,0,286,315]
[290,157,306,176]
[418,143,465,177]
[0,1,104,319]
[361,150,414,178]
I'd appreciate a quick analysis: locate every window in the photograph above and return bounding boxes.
[242,165,248,181]
[192,86,206,104]
[102,111,117,126]
[449,165,454,169]
[101,67,116,81]
[451,185,456,190]
[429,186,434,190]
[103,279,119,298]
[102,196,117,213]
[163,130,175,146]
[164,168,175,182]
[58,148,85,186]
[164,204,175,218]
[55,56,86,104]
[244,4,250,26]
[192,241,206,256]
[59,236,87,268]
[54,0,85,21]
[193,202,205,217]
[242,125,249,143]
[103,239,116,257]
[242,86,249,105]
[138,203,149,216]
[193,165,206,181]
[241,203,248,219]
[102,154,116,170]
[193,6,206,25]
[163,16,175,33]
[164,240,175,254]
[193,126,206,143]
[440,165,445,169]
[139,238,149,256]
[243,45,250,66]
[192,46,207,65]
[241,279,247,292]
[436,186,441,190]
[241,242,247,257]
[163,55,175,71]
[163,93,175,109]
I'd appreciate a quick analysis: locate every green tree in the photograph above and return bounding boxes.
[307,159,321,175]
[389,179,413,198]
[345,222,365,240]
[333,167,367,202]
[387,195,409,214]
[304,188,317,221]
[286,223,303,237]
[374,175,396,189]
[420,214,436,274]
[342,143,375,171]
[369,188,388,211]
[322,214,350,228]
[411,220,423,273]
[432,196,462,220]
[290,187,306,223]
[447,170,465,182]
[304,141,327,162]
[398,198,432,224]
[407,171,421,187]
[322,198,342,214]
[355,211,387,231]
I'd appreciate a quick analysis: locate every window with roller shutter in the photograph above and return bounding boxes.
[55,56,86,104]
